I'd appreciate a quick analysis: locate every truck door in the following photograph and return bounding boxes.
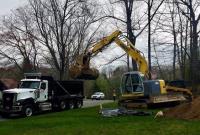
[36,82,48,102]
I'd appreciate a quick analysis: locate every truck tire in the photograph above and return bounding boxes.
[67,101,74,109]
[22,105,34,117]
[59,101,66,110]
[75,100,82,109]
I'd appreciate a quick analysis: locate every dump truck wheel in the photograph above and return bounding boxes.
[22,105,34,117]
[75,101,82,108]
[60,101,66,110]
[67,101,74,109]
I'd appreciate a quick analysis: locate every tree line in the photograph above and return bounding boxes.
[0,0,199,93]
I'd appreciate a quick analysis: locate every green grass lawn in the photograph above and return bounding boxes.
[0,103,200,135]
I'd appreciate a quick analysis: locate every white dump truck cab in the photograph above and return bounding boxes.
[0,73,84,117]
[19,79,48,102]
[0,77,49,117]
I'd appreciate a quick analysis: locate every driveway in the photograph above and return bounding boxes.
[83,99,113,108]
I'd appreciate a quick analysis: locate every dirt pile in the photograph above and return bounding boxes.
[164,96,200,120]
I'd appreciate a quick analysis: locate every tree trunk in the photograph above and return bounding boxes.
[191,22,199,93]
[148,0,151,79]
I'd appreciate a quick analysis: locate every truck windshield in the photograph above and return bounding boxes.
[19,81,40,89]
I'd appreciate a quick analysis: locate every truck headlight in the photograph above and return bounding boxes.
[13,94,20,106]
[16,102,20,105]
[14,102,21,106]
[13,94,18,102]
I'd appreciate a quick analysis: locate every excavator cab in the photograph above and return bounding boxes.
[119,72,148,108]
[121,72,145,94]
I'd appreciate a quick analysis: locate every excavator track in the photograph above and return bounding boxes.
[119,94,187,109]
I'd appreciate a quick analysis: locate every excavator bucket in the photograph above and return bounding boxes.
[69,54,99,80]
[69,66,99,80]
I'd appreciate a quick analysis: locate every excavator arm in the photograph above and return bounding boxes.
[87,30,122,56]
[114,36,149,78]
[69,30,122,79]
[69,30,149,79]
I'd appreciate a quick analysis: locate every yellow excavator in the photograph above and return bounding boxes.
[69,30,193,108]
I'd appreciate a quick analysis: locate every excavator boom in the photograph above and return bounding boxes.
[69,30,149,79]
[69,30,122,80]
[114,37,149,78]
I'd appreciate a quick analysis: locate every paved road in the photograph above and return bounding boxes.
[0,99,113,121]
[83,99,113,108]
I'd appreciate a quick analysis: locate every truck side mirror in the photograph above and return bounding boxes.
[35,89,40,98]
[41,83,46,90]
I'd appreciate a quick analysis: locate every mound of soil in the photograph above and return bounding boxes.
[164,96,200,120]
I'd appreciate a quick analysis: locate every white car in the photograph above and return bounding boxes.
[91,92,105,100]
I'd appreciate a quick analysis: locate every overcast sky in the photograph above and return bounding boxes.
[0,0,166,71]
[0,0,26,16]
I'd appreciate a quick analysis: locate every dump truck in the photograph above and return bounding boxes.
[0,73,84,117]
[69,30,192,108]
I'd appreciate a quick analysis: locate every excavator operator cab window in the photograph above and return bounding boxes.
[121,73,144,94]
[122,74,132,93]
[131,74,143,92]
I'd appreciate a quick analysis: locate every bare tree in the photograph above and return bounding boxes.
[167,0,179,80]
[100,0,165,76]
[29,0,101,80]
[175,0,200,92]
[0,7,39,73]
[175,1,190,80]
